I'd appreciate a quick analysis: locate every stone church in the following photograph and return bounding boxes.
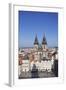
[33,34,49,61]
[30,34,58,72]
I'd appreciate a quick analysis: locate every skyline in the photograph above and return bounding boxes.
[19,11,58,48]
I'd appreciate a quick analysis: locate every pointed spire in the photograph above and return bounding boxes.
[34,34,39,45]
[42,33,47,45]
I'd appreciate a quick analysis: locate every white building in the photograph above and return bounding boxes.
[21,55,29,72]
[30,34,58,72]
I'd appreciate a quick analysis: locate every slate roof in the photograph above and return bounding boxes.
[42,34,47,45]
[34,35,39,45]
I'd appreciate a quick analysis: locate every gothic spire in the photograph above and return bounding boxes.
[34,34,39,45]
[42,33,47,45]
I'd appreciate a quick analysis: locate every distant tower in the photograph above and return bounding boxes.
[42,34,47,51]
[34,35,39,50]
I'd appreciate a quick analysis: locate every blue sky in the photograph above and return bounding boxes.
[19,11,58,48]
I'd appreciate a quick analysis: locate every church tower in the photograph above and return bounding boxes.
[42,34,47,51]
[34,35,39,51]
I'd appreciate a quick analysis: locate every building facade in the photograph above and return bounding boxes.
[18,34,58,74]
